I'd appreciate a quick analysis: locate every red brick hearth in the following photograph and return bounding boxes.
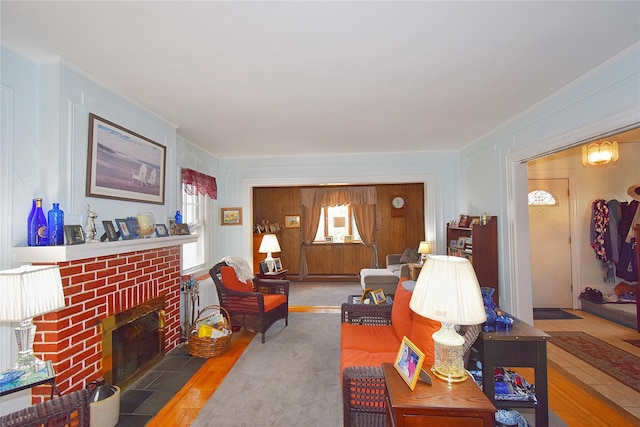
[30,245,182,403]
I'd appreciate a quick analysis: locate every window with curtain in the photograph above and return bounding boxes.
[313,205,362,243]
[181,168,217,273]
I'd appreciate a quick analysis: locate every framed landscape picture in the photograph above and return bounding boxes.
[86,113,166,204]
[221,207,242,225]
[284,215,301,228]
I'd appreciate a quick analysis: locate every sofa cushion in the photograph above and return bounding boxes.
[221,266,253,292]
[399,247,420,264]
[340,349,398,374]
[391,278,413,340]
[408,313,441,366]
[341,324,400,354]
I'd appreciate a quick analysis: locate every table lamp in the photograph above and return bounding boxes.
[409,255,486,383]
[0,265,65,374]
[258,234,281,272]
[417,241,431,264]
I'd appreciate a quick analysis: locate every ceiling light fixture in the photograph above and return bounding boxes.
[581,140,619,166]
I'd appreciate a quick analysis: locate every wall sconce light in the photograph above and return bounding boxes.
[582,140,619,166]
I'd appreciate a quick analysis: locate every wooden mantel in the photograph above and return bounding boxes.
[12,235,197,264]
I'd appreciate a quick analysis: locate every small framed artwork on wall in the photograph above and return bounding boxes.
[221,207,242,226]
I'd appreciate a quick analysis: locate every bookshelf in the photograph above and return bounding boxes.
[446,216,498,304]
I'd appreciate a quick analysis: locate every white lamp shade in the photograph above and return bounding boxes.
[258,234,281,254]
[0,265,65,321]
[409,255,486,325]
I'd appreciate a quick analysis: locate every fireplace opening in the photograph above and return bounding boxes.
[101,296,165,389]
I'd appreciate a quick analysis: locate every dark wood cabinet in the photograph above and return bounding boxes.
[446,216,498,304]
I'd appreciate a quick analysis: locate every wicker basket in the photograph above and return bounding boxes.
[188,305,232,357]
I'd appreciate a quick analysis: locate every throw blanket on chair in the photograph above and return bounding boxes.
[221,256,254,282]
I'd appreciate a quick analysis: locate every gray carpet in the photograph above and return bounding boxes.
[288,281,362,306]
[191,312,341,427]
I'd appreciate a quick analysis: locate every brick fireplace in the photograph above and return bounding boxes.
[14,238,192,403]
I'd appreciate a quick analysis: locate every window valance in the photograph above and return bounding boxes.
[301,186,377,207]
[181,168,217,199]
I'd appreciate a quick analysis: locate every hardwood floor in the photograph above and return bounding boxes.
[147,306,640,426]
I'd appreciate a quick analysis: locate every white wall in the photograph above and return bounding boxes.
[460,44,640,322]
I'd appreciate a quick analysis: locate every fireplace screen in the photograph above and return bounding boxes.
[102,296,165,388]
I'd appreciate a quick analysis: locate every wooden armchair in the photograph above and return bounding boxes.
[209,261,289,343]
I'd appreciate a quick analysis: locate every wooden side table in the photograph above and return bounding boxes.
[0,360,60,398]
[256,269,288,280]
[475,317,550,427]
[407,263,423,281]
[383,363,496,427]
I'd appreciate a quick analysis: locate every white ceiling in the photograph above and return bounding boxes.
[2,1,639,158]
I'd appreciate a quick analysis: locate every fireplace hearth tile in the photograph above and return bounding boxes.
[147,370,198,391]
[116,344,206,426]
[119,389,154,413]
[115,413,153,427]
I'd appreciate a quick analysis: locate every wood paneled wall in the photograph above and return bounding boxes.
[253,183,424,277]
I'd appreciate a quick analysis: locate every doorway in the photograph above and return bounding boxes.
[528,178,573,308]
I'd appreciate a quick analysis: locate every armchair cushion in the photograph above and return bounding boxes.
[221,266,253,292]
[264,294,287,312]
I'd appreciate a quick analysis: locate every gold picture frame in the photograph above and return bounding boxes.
[221,207,242,225]
[360,288,372,303]
[393,336,425,390]
[284,215,301,228]
[371,289,386,305]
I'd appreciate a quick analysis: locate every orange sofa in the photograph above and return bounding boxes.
[341,278,480,426]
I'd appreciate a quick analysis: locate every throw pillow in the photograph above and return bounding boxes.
[399,247,420,264]
[408,313,440,366]
[391,278,414,340]
[221,266,253,292]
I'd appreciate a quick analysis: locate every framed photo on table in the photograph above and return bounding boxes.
[394,336,425,390]
[273,258,283,272]
[102,220,120,241]
[64,225,85,245]
[372,289,386,305]
[86,113,166,204]
[115,218,139,240]
[360,288,373,303]
[155,224,169,237]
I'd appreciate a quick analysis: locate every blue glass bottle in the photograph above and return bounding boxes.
[27,199,37,246]
[30,198,48,246]
[48,203,64,245]
[175,210,183,224]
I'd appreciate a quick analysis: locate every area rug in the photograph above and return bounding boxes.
[190,312,341,427]
[549,331,640,393]
[533,308,582,320]
[624,339,640,348]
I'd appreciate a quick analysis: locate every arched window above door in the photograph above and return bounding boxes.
[528,190,557,206]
